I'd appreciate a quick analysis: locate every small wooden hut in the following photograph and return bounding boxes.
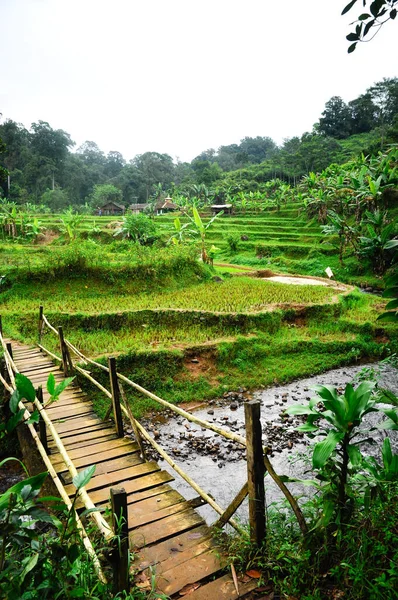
[99,201,125,216]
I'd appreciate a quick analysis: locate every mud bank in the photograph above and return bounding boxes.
[138,361,398,525]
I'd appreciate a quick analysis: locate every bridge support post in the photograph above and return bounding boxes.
[110,487,129,594]
[108,357,124,437]
[58,326,72,377]
[244,400,266,546]
[38,305,44,343]
[6,342,13,359]
[37,387,48,454]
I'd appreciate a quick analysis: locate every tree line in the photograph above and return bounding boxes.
[0,78,397,209]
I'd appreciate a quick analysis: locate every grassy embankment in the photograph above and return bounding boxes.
[1,218,396,418]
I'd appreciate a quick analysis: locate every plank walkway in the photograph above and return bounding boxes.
[11,341,259,599]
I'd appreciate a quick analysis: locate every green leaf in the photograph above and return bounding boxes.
[26,410,40,425]
[192,207,204,233]
[347,444,362,467]
[20,553,39,584]
[342,0,358,15]
[10,389,21,414]
[6,409,25,433]
[286,404,318,416]
[296,423,319,433]
[15,373,36,402]
[382,437,393,468]
[313,431,344,469]
[0,472,48,512]
[72,465,96,490]
[47,373,56,396]
[53,376,75,398]
[384,239,398,249]
[385,298,398,310]
[391,8,397,19]
[346,33,359,41]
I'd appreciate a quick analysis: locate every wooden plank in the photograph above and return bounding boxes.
[44,404,93,419]
[183,572,259,600]
[48,427,116,448]
[62,453,143,484]
[156,547,223,596]
[129,499,196,529]
[126,489,185,520]
[65,462,161,496]
[51,437,137,467]
[130,508,204,549]
[50,431,117,451]
[124,483,175,506]
[84,471,174,508]
[151,537,215,577]
[132,525,210,571]
[56,443,140,473]
[53,417,106,435]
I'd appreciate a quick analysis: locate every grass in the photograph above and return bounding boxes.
[1,276,342,317]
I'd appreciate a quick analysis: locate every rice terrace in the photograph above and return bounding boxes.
[1,4,398,599]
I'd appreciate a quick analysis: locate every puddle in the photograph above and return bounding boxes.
[139,362,398,525]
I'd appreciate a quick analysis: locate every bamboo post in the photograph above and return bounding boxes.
[108,357,124,438]
[119,383,146,460]
[38,305,44,343]
[110,487,129,594]
[244,400,266,546]
[6,342,13,360]
[37,387,48,454]
[58,326,69,376]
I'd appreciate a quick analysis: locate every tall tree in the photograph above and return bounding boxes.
[318,96,352,139]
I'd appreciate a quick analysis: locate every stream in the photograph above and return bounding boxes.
[139,361,398,525]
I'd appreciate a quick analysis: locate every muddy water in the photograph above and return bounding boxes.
[141,362,398,525]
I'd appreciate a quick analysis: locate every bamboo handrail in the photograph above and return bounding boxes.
[0,346,106,582]
[0,333,112,540]
[37,343,62,363]
[40,311,308,534]
[122,405,245,536]
[75,365,112,399]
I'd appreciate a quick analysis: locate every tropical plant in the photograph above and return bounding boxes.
[114,213,158,245]
[58,208,84,242]
[286,380,398,527]
[359,209,397,273]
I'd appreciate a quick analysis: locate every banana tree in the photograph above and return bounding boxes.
[175,206,223,263]
[359,210,397,273]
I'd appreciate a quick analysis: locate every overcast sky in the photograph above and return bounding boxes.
[1,0,397,163]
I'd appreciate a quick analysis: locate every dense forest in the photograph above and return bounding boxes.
[1,77,398,209]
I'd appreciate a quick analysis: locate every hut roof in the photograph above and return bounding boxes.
[100,201,125,210]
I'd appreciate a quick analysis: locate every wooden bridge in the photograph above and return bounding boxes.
[0,308,307,598]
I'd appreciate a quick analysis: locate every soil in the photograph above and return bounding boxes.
[135,361,398,525]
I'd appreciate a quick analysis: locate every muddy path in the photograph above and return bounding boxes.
[138,361,398,525]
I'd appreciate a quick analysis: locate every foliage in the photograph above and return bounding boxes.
[114,213,158,244]
[286,380,398,527]
[89,183,123,208]
[343,0,398,52]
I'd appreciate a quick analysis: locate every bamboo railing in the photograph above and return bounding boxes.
[0,327,108,583]
[38,307,308,536]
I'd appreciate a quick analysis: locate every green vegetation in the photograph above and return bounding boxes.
[224,375,398,599]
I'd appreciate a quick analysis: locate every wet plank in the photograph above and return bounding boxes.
[183,573,259,600]
[130,508,204,549]
[132,525,211,571]
[156,547,224,596]
[65,462,161,495]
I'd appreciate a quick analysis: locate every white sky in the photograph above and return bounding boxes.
[1,0,397,163]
